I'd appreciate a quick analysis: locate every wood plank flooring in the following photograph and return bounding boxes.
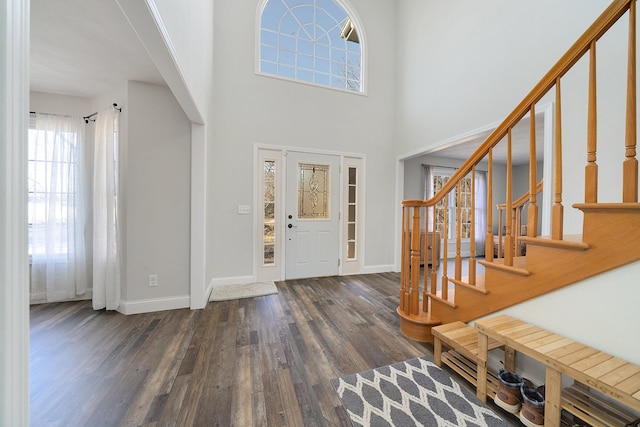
[29,273,510,426]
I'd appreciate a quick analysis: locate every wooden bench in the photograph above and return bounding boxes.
[432,321,506,402]
[475,315,640,427]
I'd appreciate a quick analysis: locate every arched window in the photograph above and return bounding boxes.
[258,0,363,93]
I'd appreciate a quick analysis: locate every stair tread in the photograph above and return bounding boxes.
[573,202,640,211]
[448,275,489,295]
[520,235,590,250]
[479,256,530,276]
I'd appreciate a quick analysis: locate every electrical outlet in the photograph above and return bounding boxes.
[148,274,158,287]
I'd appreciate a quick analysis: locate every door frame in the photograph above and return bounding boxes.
[254,145,365,282]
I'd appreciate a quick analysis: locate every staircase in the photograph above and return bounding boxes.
[398,0,640,342]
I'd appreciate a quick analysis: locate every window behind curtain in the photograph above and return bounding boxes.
[28,115,81,256]
[429,167,474,240]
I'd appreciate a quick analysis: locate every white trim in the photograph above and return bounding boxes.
[341,156,365,275]
[394,103,554,271]
[117,295,190,315]
[0,0,30,424]
[397,122,499,162]
[190,123,207,309]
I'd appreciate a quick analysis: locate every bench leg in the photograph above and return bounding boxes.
[504,346,515,372]
[544,367,562,427]
[477,332,488,403]
[434,337,442,367]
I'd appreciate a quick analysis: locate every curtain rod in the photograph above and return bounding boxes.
[30,103,121,124]
[83,103,122,123]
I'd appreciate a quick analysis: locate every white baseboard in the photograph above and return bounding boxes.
[362,264,395,274]
[118,295,190,315]
[210,275,254,288]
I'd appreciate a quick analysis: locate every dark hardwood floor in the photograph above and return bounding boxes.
[29,273,513,426]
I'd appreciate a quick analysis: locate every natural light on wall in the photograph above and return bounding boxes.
[258,0,363,92]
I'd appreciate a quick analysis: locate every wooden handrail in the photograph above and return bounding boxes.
[402,0,634,211]
[497,180,544,211]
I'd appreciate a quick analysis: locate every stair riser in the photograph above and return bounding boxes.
[430,209,640,324]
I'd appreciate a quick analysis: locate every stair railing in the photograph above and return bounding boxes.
[399,0,637,328]
[495,180,543,260]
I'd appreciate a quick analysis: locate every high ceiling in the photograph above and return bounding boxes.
[30,0,541,165]
[30,0,165,98]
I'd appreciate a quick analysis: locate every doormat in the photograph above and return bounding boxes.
[209,281,278,301]
[331,356,505,427]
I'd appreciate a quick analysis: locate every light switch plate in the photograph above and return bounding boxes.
[238,205,251,215]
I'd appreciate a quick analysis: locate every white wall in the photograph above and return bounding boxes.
[209,0,398,280]
[119,81,191,305]
[397,0,640,365]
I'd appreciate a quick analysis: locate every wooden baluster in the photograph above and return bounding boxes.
[585,40,598,203]
[528,105,538,237]
[514,206,521,256]
[496,205,503,259]
[441,196,449,301]
[410,206,421,315]
[552,78,564,240]
[505,128,514,266]
[485,149,494,262]
[469,167,476,286]
[455,182,462,281]
[430,206,438,296]
[624,0,638,202]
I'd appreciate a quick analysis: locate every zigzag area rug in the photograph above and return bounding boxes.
[331,356,506,427]
[209,281,278,301]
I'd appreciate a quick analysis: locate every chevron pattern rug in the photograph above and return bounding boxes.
[331,357,505,427]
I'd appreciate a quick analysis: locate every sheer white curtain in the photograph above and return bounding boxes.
[29,113,88,303]
[93,107,121,310]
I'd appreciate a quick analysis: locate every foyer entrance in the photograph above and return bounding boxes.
[284,151,340,279]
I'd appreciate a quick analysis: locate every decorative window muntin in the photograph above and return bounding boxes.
[259,0,363,92]
[346,166,357,259]
[297,162,330,219]
[263,160,276,265]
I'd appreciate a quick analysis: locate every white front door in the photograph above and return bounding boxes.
[285,151,340,279]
